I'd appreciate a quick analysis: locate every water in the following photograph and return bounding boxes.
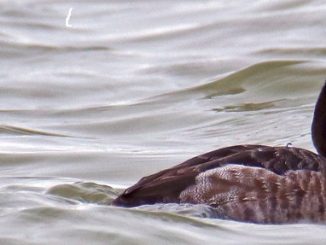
[1,0,326,244]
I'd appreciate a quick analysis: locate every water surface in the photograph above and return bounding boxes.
[1,0,326,244]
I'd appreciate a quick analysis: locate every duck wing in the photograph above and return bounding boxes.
[112,144,325,207]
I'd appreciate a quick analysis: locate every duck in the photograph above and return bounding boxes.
[112,81,326,224]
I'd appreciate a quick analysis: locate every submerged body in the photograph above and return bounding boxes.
[113,82,326,224]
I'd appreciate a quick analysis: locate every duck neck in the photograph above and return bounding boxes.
[312,82,326,157]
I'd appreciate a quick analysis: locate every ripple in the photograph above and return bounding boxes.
[47,182,119,204]
[213,99,285,112]
[0,124,68,137]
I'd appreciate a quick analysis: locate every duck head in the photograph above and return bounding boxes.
[312,81,326,157]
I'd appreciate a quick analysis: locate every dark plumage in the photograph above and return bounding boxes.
[112,82,326,224]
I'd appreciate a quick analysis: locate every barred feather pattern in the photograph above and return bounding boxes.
[180,164,326,223]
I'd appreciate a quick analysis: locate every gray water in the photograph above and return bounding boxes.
[1,0,326,244]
